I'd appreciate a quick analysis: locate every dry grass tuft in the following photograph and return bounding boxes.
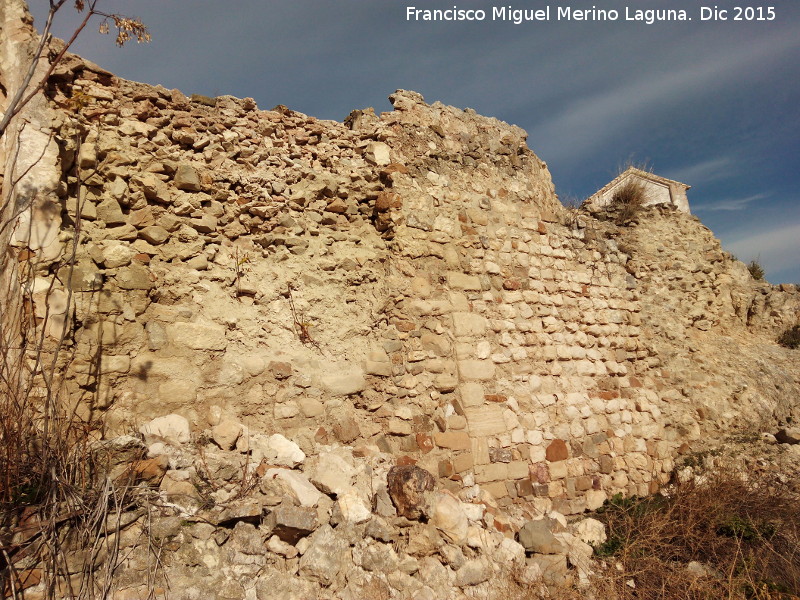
[591,467,800,599]
[611,179,647,225]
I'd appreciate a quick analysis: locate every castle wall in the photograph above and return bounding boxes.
[6,55,799,520]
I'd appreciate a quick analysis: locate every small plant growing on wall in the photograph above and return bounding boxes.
[612,179,646,224]
[747,258,765,281]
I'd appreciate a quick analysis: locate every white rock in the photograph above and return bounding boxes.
[140,414,191,445]
[364,141,391,166]
[493,537,526,564]
[336,490,372,524]
[310,452,357,496]
[430,491,468,546]
[253,433,305,467]
[572,517,607,547]
[266,469,323,507]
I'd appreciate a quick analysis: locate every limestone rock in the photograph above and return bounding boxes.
[336,490,372,524]
[319,369,366,397]
[309,451,357,496]
[253,433,305,467]
[364,141,391,166]
[140,414,191,445]
[211,419,243,450]
[265,469,323,507]
[572,517,607,547]
[267,504,318,544]
[299,525,349,585]
[96,197,126,225]
[173,164,201,191]
[454,557,490,586]
[139,225,170,245]
[518,518,565,555]
[165,321,226,350]
[429,491,468,545]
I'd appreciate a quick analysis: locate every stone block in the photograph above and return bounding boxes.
[452,453,474,473]
[546,439,569,462]
[464,405,506,437]
[319,370,366,396]
[434,431,471,450]
[474,463,507,483]
[298,397,324,417]
[446,272,481,291]
[458,360,495,381]
[165,321,225,351]
[452,312,488,337]
[507,460,529,480]
[482,481,509,499]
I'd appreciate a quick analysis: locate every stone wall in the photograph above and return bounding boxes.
[5,44,800,522]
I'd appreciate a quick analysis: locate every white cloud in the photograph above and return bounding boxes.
[530,30,799,163]
[666,157,734,186]
[694,194,766,212]
[725,223,800,277]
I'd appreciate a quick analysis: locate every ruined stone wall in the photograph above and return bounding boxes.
[7,47,799,524]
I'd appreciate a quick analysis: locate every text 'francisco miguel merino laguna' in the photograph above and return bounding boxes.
[406,5,693,25]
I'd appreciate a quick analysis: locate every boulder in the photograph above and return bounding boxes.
[387,465,435,520]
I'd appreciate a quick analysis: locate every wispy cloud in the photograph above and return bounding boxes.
[666,157,734,186]
[725,222,800,278]
[530,29,799,163]
[694,193,767,212]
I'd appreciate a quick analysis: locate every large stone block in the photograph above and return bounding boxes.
[464,405,506,437]
[166,321,226,350]
[319,369,366,396]
[452,312,488,337]
[446,272,482,291]
[458,360,495,381]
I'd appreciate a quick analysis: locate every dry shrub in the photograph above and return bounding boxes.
[592,468,800,599]
[612,179,646,224]
[777,325,800,349]
[748,258,766,281]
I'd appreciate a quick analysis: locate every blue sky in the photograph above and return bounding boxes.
[31,1,800,283]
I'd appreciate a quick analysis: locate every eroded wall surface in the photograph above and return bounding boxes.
[6,46,799,519]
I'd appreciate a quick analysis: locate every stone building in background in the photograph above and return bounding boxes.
[585,166,691,213]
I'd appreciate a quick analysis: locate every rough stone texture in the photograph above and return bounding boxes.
[299,525,349,585]
[267,505,318,544]
[3,15,800,596]
[387,465,436,520]
[429,491,469,545]
[139,414,191,445]
[518,518,565,555]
